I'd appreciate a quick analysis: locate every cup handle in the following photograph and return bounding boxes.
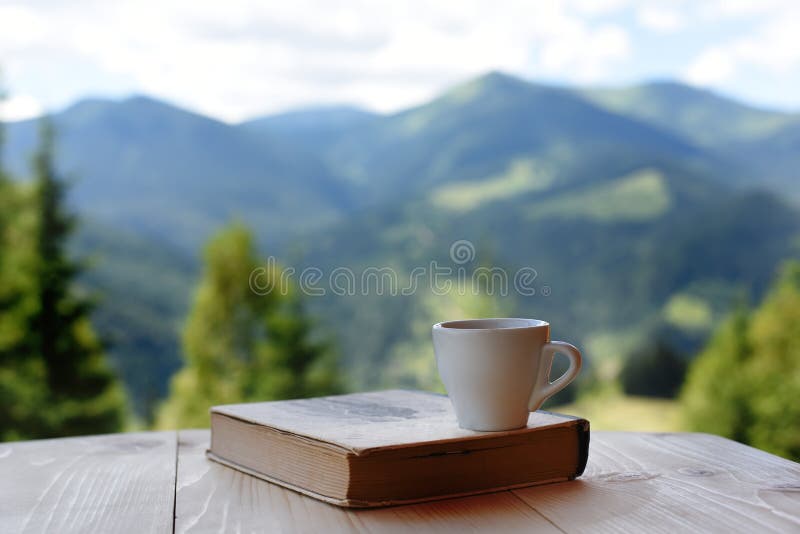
[528,341,582,412]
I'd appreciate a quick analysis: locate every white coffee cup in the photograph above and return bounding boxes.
[432,318,582,431]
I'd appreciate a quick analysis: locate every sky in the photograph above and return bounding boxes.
[1,0,799,123]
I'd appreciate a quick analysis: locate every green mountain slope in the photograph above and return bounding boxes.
[3,97,352,254]
[300,176,799,393]
[239,105,378,151]
[281,74,799,394]
[2,71,798,417]
[722,119,800,198]
[582,81,795,146]
[581,81,800,199]
[324,72,724,205]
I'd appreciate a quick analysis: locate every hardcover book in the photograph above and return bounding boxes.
[208,389,589,507]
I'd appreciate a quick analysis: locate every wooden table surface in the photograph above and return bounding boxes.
[1,430,799,533]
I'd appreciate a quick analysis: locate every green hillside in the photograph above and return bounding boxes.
[526,168,670,222]
[73,221,196,417]
[582,81,800,199]
[287,74,799,395]
[3,97,352,254]
[723,119,800,199]
[324,72,718,204]
[3,71,799,418]
[300,180,799,395]
[582,81,795,146]
[239,105,378,151]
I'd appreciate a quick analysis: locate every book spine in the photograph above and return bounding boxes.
[572,419,590,479]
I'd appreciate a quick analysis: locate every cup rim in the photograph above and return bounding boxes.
[433,318,549,331]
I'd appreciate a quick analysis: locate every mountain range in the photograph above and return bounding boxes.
[3,71,799,417]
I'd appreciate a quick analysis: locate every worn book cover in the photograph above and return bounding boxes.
[208,390,589,507]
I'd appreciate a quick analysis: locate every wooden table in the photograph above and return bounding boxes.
[1,430,799,533]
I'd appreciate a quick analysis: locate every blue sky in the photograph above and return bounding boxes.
[1,0,799,122]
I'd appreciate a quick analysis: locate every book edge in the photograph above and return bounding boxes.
[211,411,354,456]
[213,410,586,457]
[206,450,572,508]
[212,393,588,457]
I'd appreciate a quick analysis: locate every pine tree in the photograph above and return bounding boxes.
[0,87,49,440]
[747,263,800,459]
[245,291,342,401]
[682,262,800,460]
[157,223,342,429]
[0,119,126,439]
[681,308,754,443]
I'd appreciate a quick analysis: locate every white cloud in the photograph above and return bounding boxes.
[571,0,630,16]
[684,3,800,89]
[0,93,43,122]
[637,6,683,33]
[700,0,794,18]
[1,0,799,120]
[0,5,45,50]
[733,17,800,74]
[683,48,735,85]
[0,0,637,122]
[540,23,630,81]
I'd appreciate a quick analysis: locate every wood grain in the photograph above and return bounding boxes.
[0,431,177,534]
[3,429,799,533]
[514,431,800,534]
[175,429,560,533]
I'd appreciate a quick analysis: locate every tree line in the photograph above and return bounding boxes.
[0,118,341,439]
[617,262,800,460]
